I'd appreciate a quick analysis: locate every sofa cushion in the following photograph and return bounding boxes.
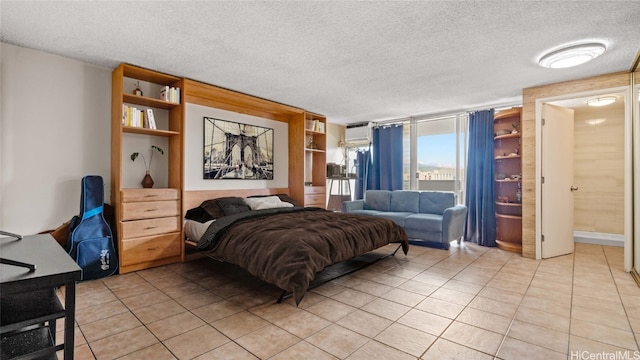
[405,213,443,233]
[372,212,414,227]
[348,209,384,217]
[419,192,455,215]
[390,191,419,213]
[364,190,391,211]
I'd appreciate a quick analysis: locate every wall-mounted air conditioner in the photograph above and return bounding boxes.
[345,122,371,143]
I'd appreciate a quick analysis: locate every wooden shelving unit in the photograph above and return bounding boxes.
[303,113,327,207]
[111,63,183,273]
[494,107,522,253]
[111,66,329,267]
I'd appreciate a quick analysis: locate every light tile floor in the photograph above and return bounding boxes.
[56,241,640,359]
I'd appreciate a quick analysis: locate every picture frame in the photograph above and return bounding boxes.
[203,117,274,180]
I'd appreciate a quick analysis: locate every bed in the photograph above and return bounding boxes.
[183,189,409,305]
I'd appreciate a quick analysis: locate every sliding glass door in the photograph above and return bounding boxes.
[404,115,467,203]
[344,114,468,203]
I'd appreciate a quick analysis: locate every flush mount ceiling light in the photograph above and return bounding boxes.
[585,118,607,126]
[586,96,616,107]
[538,42,606,69]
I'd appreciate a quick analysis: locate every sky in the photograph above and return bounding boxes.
[417,133,457,168]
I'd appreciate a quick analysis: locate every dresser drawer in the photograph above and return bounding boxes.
[121,200,180,221]
[304,194,326,207]
[120,232,181,266]
[304,186,325,195]
[121,216,180,239]
[121,188,179,203]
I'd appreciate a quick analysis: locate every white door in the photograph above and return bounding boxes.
[542,104,575,258]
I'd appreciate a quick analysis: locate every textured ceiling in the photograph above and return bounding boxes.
[2,1,638,124]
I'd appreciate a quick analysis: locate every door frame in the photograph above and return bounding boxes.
[535,86,632,269]
[633,77,640,276]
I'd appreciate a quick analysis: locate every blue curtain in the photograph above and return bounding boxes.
[354,149,370,200]
[368,125,403,191]
[464,109,496,247]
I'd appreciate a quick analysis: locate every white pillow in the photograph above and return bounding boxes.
[184,219,214,241]
[244,196,294,210]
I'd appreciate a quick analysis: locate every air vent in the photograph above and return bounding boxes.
[345,122,371,143]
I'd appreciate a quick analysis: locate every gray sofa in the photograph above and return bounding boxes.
[342,190,467,250]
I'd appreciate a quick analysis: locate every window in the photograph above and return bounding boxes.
[403,115,467,203]
[344,114,468,204]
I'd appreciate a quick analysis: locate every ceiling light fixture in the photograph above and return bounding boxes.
[586,96,616,107]
[585,118,607,126]
[538,42,606,69]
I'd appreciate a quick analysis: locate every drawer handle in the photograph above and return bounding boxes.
[144,194,158,198]
[147,247,158,251]
[144,226,158,230]
[145,208,158,212]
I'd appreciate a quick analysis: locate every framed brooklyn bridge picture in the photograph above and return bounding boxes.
[203,117,274,180]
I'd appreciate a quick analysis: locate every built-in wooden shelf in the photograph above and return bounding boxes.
[123,94,179,109]
[123,126,180,137]
[496,213,522,220]
[305,129,325,135]
[494,133,520,140]
[496,201,522,207]
[495,155,521,160]
[494,107,522,120]
[496,240,522,253]
[494,107,523,254]
[112,63,184,274]
[305,148,325,153]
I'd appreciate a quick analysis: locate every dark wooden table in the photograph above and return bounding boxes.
[1,234,82,359]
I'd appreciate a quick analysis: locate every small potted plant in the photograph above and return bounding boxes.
[130,145,164,188]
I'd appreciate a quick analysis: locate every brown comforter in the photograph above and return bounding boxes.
[197,207,408,304]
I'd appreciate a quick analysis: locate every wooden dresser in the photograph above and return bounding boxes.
[304,185,326,208]
[118,188,182,273]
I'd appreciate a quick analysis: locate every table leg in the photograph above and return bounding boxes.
[64,282,76,359]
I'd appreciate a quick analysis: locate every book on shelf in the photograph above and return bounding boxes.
[305,119,324,133]
[160,86,180,103]
[122,105,148,128]
[143,109,149,128]
[173,87,180,103]
[160,86,168,102]
[123,105,133,127]
[144,109,157,129]
[134,107,142,127]
[307,119,319,132]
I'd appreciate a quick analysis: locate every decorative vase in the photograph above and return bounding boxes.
[141,171,154,188]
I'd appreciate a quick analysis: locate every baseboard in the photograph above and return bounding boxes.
[631,269,640,287]
[573,231,624,247]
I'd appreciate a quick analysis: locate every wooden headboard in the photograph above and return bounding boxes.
[183,188,290,216]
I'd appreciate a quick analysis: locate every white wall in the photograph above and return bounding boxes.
[1,43,111,235]
[184,103,288,190]
[325,122,345,165]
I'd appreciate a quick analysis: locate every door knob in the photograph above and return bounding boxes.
[570,186,579,191]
